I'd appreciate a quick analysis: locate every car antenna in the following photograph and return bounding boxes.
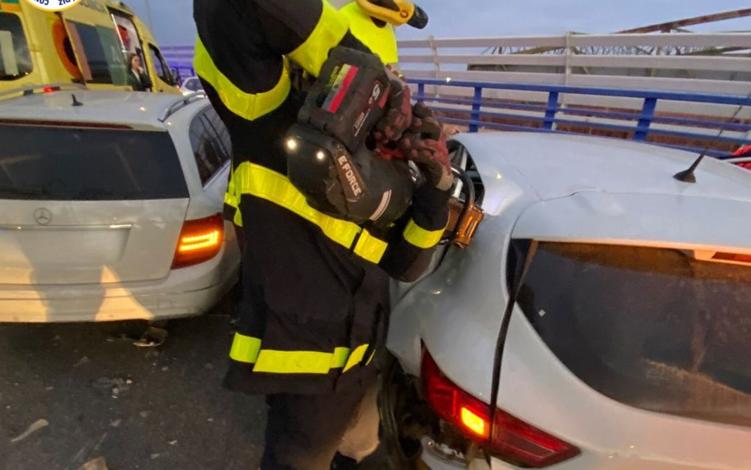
[71,94,83,107]
[674,90,751,183]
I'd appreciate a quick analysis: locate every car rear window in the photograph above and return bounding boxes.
[0,12,32,80]
[516,241,751,428]
[0,124,188,200]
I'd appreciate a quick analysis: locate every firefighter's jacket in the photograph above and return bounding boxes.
[194,0,450,395]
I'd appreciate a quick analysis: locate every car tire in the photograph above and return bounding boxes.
[379,355,429,470]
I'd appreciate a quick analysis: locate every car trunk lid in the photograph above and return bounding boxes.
[0,200,188,285]
[0,123,189,285]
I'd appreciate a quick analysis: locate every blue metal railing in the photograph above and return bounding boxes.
[411,78,751,158]
[161,49,751,157]
[162,46,195,81]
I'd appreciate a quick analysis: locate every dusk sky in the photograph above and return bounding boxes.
[128,0,751,46]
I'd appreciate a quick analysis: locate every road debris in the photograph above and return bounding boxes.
[109,419,122,428]
[74,356,91,368]
[80,457,109,470]
[10,418,49,444]
[133,326,168,348]
[92,377,133,399]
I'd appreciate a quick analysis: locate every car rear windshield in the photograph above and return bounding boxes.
[0,124,188,200]
[0,12,32,80]
[516,242,751,428]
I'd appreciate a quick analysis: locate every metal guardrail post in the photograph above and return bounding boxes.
[635,97,657,141]
[470,86,483,132]
[544,91,560,130]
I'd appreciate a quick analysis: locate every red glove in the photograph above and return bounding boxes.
[373,72,412,144]
[399,103,454,191]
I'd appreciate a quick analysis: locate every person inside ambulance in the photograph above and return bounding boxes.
[193,1,450,469]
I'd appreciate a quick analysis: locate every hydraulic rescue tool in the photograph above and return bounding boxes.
[285,47,483,246]
[286,47,413,229]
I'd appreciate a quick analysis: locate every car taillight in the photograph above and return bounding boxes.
[712,252,751,264]
[172,214,224,269]
[422,351,580,468]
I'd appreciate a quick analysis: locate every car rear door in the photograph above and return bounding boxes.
[0,122,189,285]
[499,240,751,469]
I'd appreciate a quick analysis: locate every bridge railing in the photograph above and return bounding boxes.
[399,33,751,96]
[410,78,751,157]
[162,41,751,156]
[162,46,195,81]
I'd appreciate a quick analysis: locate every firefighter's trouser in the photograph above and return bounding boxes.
[260,371,380,470]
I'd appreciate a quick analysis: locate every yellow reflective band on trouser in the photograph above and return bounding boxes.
[403,219,445,249]
[288,0,350,76]
[233,162,388,264]
[230,333,261,363]
[229,333,370,375]
[224,170,244,227]
[343,344,371,373]
[194,38,291,121]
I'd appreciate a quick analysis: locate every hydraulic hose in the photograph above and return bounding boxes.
[486,240,538,464]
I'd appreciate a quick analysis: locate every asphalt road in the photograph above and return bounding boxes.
[0,307,387,470]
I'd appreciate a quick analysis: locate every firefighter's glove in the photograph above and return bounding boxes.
[373,73,412,144]
[399,103,454,191]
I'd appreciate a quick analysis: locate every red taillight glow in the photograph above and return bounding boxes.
[172,214,224,269]
[42,86,59,94]
[422,351,580,468]
[712,252,751,264]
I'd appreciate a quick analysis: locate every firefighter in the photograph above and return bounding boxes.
[193,1,450,468]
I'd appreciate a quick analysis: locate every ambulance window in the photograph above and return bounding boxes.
[0,13,32,80]
[148,44,174,85]
[66,21,128,85]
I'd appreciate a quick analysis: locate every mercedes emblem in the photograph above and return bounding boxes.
[33,208,53,226]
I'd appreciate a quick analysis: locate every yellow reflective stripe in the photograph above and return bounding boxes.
[353,229,388,264]
[288,1,349,76]
[224,170,244,227]
[403,219,445,249]
[229,333,262,364]
[233,162,387,263]
[225,167,238,207]
[339,3,398,65]
[333,347,352,368]
[229,333,371,374]
[343,344,370,373]
[194,38,290,121]
[254,349,338,374]
[233,208,244,228]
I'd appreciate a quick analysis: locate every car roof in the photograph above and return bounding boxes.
[456,132,751,203]
[456,132,751,251]
[0,90,207,131]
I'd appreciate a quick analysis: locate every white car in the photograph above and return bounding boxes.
[180,76,204,96]
[383,133,751,470]
[0,87,240,322]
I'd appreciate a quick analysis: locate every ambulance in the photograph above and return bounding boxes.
[0,0,178,94]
